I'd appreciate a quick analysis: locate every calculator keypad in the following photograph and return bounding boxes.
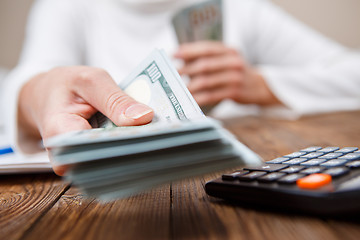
[243,164,287,172]
[238,171,267,181]
[280,165,305,173]
[323,167,349,178]
[346,160,360,168]
[221,146,360,190]
[257,172,286,182]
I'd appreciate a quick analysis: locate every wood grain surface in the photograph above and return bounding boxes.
[0,174,69,240]
[1,111,360,240]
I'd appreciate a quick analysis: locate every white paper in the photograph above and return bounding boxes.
[0,131,52,174]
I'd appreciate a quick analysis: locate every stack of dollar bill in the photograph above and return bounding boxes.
[46,49,261,201]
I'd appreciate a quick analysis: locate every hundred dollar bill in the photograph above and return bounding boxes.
[90,49,203,128]
[172,0,223,44]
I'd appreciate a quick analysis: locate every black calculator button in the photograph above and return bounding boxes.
[320,159,347,167]
[244,164,287,172]
[336,147,358,153]
[257,172,286,183]
[319,152,344,159]
[337,174,360,190]
[322,167,350,178]
[318,147,340,153]
[238,171,267,181]
[338,153,360,161]
[300,146,322,153]
[300,158,327,166]
[265,157,289,164]
[278,173,306,184]
[282,158,307,165]
[222,170,250,181]
[345,160,360,169]
[299,166,326,175]
[301,152,325,159]
[284,152,307,158]
[280,165,305,174]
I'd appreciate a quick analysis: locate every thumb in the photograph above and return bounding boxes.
[100,90,154,126]
[74,69,154,126]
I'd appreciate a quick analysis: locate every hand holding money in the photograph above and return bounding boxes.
[172,0,281,108]
[172,0,223,113]
[18,66,154,175]
[46,50,262,200]
[174,41,281,107]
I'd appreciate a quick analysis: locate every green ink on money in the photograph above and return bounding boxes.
[145,62,187,121]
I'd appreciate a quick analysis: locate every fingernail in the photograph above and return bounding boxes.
[124,104,153,120]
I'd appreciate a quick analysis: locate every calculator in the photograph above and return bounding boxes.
[205,146,360,216]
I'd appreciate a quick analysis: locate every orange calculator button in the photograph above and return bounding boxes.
[296,173,332,189]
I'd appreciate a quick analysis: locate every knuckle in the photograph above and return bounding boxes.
[204,93,214,102]
[229,71,242,84]
[197,93,211,104]
[196,60,210,73]
[105,91,130,117]
[74,67,109,85]
[229,55,244,69]
[200,41,214,51]
[195,76,208,88]
[47,66,67,78]
[207,41,223,50]
[229,88,239,100]
[226,47,238,56]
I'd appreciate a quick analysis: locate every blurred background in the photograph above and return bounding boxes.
[0,0,360,76]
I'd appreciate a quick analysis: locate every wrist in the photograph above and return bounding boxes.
[253,70,282,106]
[18,75,42,140]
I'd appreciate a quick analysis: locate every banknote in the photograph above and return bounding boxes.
[48,120,222,165]
[66,121,261,201]
[172,0,223,44]
[47,49,262,201]
[90,49,203,128]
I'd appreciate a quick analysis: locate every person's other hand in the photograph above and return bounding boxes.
[175,41,281,107]
[18,66,154,175]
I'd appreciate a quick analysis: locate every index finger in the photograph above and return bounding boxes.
[71,67,154,127]
[174,41,234,61]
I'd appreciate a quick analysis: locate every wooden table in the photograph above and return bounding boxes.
[1,111,360,240]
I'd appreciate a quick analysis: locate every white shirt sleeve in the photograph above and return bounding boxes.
[3,0,84,154]
[248,0,360,117]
